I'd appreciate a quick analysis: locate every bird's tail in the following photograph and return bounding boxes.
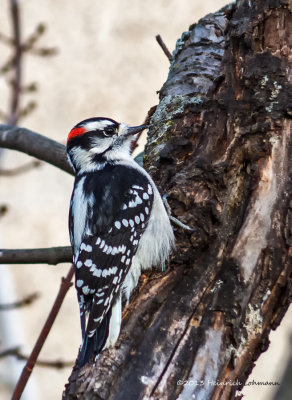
[77,307,112,367]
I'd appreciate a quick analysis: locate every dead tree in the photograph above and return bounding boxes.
[62,0,292,399]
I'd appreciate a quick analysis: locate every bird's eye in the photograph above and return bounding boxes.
[104,127,116,137]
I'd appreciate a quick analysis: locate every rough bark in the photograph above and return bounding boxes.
[63,0,292,399]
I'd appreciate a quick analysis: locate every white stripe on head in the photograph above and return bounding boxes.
[83,119,116,132]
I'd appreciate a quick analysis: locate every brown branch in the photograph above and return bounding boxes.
[0,292,39,310]
[0,204,8,218]
[0,346,73,369]
[0,24,57,76]
[0,246,72,265]
[130,105,157,153]
[0,160,41,176]
[8,0,22,125]
[0,124,74,175]
[155,34,172,61]
[12,265,75,400]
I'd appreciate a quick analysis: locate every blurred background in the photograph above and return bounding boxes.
[0,1,291,399]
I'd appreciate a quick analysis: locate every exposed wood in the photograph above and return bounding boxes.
[62,0,292,399]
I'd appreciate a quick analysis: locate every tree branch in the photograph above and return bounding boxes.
[0,159,41,176]
[0,246,72,265]
[0,346,73,369]
[155,34,172,61]
[8,0,22,125]
[0,292,39,310]
[12,265,75,400]
[0,124,74,174]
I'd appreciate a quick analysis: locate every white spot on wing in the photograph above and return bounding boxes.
[84,259,93,267]
[112,246,117,255]
[128,200,136,208]
[136,196,142,204]
[92,267,102,277]
[115,221,121,229]
[76,280,84,287]
[106,246,112,254]
[122,219,129,227]
[82,286,90,295]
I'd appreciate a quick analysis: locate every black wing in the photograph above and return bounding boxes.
[72,165,154,337]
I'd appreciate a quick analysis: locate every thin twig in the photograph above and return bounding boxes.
[0,160,41,176]
[8,0,22,125]
[155,34,172,62]
[11,265,75,400]
[0,346,73,368]
[0,292,39,310]
[0,204,8,218]
[0,246,72,265]
[0,124,74,175]
[130,105,157,153]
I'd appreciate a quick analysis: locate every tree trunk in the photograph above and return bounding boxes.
[63,0,292,399]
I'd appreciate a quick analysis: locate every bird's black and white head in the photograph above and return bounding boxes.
[67,117,149,173]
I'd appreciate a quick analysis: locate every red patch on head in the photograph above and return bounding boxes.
[67,127,86,143]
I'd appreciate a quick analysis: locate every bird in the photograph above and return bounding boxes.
[67,117,175,366]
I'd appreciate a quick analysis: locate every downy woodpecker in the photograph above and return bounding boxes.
[67,117,175,366]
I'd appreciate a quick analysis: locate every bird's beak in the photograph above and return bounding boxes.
[125,124,151,136]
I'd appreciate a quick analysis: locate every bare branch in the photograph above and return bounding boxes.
[8,0,22,125]
[0,346,73,369]
[0,124,74,175]
[0,292,39,310]
[130,105,157,153]
[0,160,41,176]
[0,204,8,218]
[0,246,72,265]
[155,34,172,61]
[12,265,75,400]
